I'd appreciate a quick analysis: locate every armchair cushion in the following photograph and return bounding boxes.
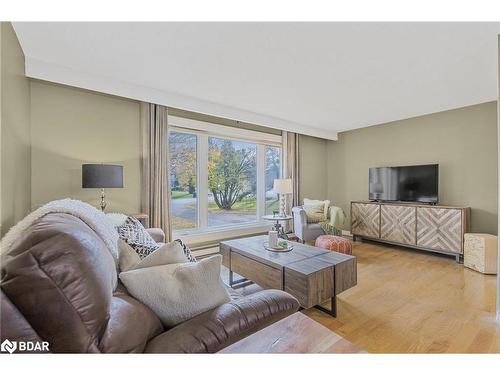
[144,290,299,353]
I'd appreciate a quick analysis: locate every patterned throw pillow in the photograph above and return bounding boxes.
[303,203,327,223]
[174,239,197,262]
[303,198,330,219]
[117,216,160,259]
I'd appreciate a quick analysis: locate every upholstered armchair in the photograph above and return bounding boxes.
[292,206,325,243]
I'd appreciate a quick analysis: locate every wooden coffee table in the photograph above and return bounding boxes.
[218,312,364,353]
[220,235,357,317]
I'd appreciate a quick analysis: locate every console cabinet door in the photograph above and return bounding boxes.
[380,205,416,245]
[351,203,380,238]
[416,207,463,254]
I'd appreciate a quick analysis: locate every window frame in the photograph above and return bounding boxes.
[168,115,283,239]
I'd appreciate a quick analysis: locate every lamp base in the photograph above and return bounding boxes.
[279,194,286,217]
[100,188,107,212]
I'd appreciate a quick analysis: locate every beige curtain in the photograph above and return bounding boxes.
[283,131,300,231]
[140,103,172,241]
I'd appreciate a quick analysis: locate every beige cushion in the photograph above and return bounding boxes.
[303,203,326,223]
[119,255,231,327]
[303,198,330,220]
[118,239,191,272]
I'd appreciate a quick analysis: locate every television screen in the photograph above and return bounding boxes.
[369,164,439,203]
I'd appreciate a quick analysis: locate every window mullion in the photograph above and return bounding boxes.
[257,144,265,220]
[198,134,209,229]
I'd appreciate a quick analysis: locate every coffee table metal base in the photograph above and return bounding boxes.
[229,270,248,288]
[314,297,337,317]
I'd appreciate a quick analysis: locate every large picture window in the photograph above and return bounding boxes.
[265,146,281,215]
[169,131,198,231]
[208,137,257,227]
[168,117,282,236]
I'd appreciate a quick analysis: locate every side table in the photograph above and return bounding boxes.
[262,214,293,239]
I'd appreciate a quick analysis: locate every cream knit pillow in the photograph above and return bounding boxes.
[119,255,231,327]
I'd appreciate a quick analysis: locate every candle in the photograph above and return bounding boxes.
[268,230,278,248]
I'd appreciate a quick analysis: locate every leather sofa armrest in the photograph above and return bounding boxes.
[146,228,165,243]
[144,289,299,353]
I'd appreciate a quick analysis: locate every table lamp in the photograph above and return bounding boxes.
[82,164,123,211]
[273,178,293,217]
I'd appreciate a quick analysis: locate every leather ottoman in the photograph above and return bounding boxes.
[315,235,353,255]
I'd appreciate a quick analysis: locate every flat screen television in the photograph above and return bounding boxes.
[369,164,439,204]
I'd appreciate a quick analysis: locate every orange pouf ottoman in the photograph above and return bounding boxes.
[315,235,352,255]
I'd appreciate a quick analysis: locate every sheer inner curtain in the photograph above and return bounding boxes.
[140,103,172,241]
[282,131,300,232]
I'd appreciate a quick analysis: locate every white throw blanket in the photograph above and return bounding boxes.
[0,198,120,262]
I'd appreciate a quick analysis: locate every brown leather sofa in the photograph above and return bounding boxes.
[0,213,299,353]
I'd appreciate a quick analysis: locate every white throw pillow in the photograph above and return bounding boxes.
[133,241,192,270]
[118,239,193,272]
[303,198,330,220]
[118,239,141,272]
[119,255,231,327]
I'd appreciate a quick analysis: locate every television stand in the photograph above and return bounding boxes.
[351,201,469,262]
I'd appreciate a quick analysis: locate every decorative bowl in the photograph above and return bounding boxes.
[263,241,293,252]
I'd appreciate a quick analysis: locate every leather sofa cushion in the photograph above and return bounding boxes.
[99,288,163,353]
[0,290,47,353]
[1,213,117,353]
[144,289,299,353]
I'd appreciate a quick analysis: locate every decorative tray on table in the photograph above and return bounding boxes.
[263,241,294,252]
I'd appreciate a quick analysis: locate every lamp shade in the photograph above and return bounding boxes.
[82,164,123,189]
[273,178,293,194]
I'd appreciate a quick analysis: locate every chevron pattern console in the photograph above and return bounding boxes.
[380,205,416,245]
[351,201,469,262]
[416,207,463,253]
[351,202,380,238]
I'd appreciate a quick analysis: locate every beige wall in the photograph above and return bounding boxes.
[30,80,141,214]
[299,135,328,202]
[29,80,324,217]
[1,23,31,236]
[327,101,498,234]
[496,35,499,321]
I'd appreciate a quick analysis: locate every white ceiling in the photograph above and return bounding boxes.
[13,22,500,140]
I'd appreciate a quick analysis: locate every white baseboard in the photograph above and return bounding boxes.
[193,246,220,258]
[342,230,353,237]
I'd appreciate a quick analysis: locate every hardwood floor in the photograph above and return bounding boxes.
[222,239,500,353]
